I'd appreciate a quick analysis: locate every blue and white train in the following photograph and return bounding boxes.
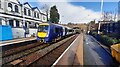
[36,22,75,43]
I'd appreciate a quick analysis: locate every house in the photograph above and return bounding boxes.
[0,0,47,38]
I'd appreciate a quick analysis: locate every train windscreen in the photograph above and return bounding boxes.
[38,25,49,32]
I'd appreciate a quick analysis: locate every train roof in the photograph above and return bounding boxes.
[39,23,49,26]
[39,22,72,29]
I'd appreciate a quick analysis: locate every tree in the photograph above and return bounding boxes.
[50,5,60,24]
[41,4,50,22]
[118,20,120,22]
[89,20,95,24]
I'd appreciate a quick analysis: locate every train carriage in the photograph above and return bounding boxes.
[36,22,77,43]
[37,22,64,43]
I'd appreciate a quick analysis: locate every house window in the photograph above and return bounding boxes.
[0,18,2,25]
[29,22,31,24]
[15,5,19,13]
[35,23,38,28]
[43,16,45,20]
[28,9,31,16]
[34,12,36,17]
[0,0,1,8]
[35,23,36,28]
[37,13,39,18]
[24,8,27,15]
[29,22,36,28]
[36,23,38,28]
[9,20,14,27]
[25,22,27,28]
[16,20,19,27]
[8,3,12,10]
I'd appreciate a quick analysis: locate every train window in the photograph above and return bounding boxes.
[69,30,72,32]
[62,28,65,32]
[65,28,67,32]
[55,28,59,33]
[38,25,48,32]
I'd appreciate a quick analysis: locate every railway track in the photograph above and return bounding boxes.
[2,43,48,65]
[1,42,42,57]
[2,34,78,66]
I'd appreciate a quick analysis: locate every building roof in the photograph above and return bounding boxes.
[23,2,32,9]
[9,0,20,4]
[32,7,41,13]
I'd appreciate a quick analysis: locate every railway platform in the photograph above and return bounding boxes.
[53,33,84,66]
[1,33,119,66]
[0,37,36,46]
[84,35,119,66]
[53,34,119,66]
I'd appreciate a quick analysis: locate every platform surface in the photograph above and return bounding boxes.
[53,33,83,65]
[84,35,118,66]
[0,37,36,46]
[53,34,119,66]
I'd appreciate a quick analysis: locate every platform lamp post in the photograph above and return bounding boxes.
[98,0,104,34]
[59,15,64,24]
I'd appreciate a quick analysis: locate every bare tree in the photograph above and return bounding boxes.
[41,4,50,22]
[103,11,116,21]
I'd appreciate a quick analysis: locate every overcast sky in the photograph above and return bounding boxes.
[20,0,118,24]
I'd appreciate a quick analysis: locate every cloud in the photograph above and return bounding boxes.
[35,0,119,2]
[69,0,119,2]
[19,0,101,24]
[40,2,101,24]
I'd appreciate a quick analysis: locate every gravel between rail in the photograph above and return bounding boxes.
[2,34,78,66]
[19,34,78,66]
[1,42,42,58]
[2,43,48,65]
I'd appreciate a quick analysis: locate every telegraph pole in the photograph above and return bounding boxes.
[98,0,104,34]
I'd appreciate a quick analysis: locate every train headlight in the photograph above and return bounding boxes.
[46,34,48,37]
[46,32,49,37]
[37,32,47,38]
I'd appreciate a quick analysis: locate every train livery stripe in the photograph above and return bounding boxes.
[39,23,49,26]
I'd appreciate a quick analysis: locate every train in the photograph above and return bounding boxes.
[73,27,81,34]
[36,22,79,43]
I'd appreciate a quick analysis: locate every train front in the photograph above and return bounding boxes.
[37,23,49,43]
